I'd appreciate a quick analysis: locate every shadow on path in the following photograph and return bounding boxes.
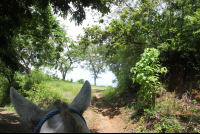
[0,108,32,133]
[91,89,121,119]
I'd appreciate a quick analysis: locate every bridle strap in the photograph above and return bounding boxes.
[34,108,86,133]
[69,108,86,124]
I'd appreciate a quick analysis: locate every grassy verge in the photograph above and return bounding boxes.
[45,80,84,104]
[100,86,122,102]
[3,79,106,112]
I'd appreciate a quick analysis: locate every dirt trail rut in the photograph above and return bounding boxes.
[84,89,134,133]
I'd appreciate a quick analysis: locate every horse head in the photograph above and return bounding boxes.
[10,80,91,133]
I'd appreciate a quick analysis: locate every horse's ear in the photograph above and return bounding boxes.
[10,87,48,127]
[69,80,91,115]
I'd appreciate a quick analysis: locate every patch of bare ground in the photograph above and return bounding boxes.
[84,89,136,133]
[0,108,32,133]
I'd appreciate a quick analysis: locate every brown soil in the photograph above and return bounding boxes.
[0,88,135,133]
[0,109,32,133]
[84,89,135,133]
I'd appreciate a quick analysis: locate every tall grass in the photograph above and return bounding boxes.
[102,86,119,102]
[3,78,106,112]
[45,80,84,104]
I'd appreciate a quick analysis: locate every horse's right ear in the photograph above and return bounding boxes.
[69,80,91,115]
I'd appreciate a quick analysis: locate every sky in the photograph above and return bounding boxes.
[52,9,118,87]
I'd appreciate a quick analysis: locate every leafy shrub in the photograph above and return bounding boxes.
[154,115,182,133]
[131,48,167,109]
[103,86,117,102]
[44,70,53,80]
[0,81,10,106]
[19,69,49,96]
[0,72,21,106]
[69,78,73,82]
[25,81,64,109]
[135,108,182,133]
[77,79,84,84]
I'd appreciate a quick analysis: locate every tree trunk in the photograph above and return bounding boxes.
[94,77,96,86]
[25,62,31,75]
[62,71,67,81]
[26,67,31,75]
[62,74,65,81]
[152,93,156,110]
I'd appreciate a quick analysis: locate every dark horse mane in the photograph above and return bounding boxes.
[54,99,84,133]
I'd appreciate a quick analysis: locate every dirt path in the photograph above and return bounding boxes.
[84,89,135,133]
[0,88,135,133]
[0,109,32,133]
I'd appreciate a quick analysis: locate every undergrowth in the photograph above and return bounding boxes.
[127,92,200,133]
[102,86,121,102]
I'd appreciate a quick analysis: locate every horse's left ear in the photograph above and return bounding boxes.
[69,80,91,115]
[10,87,53,127]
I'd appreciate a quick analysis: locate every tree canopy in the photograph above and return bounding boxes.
[0,0,111,72]
[76,0,200,91]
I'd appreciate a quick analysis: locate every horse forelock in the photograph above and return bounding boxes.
[53,99,84,133]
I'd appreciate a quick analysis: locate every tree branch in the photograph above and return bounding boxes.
[147,9,163,43]
[123,1,133,12]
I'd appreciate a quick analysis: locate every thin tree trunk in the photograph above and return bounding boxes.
[152,93,156,110]
[62,70,67,80]
[26,67,31,74]
[62,73,66,80]
[20,49,32,75]
[94,77,96,86]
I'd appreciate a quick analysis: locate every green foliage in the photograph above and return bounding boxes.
[77,79,84,84]
[102,86,118,102]
[77,29,108,86]
[69,78,73,83]
[131,48,167,109]
[0,72,21,106]
[136,111,182,133]
[154,115,182,133]
[19,69,46,92]
[15,69,54,98]
[77,0,200,94]
[0,0,111,71]
[133,90,200,133]
[2,104,16,113]
[44,80,90,104]
[0,80,10,106]
[25,81,64,109]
